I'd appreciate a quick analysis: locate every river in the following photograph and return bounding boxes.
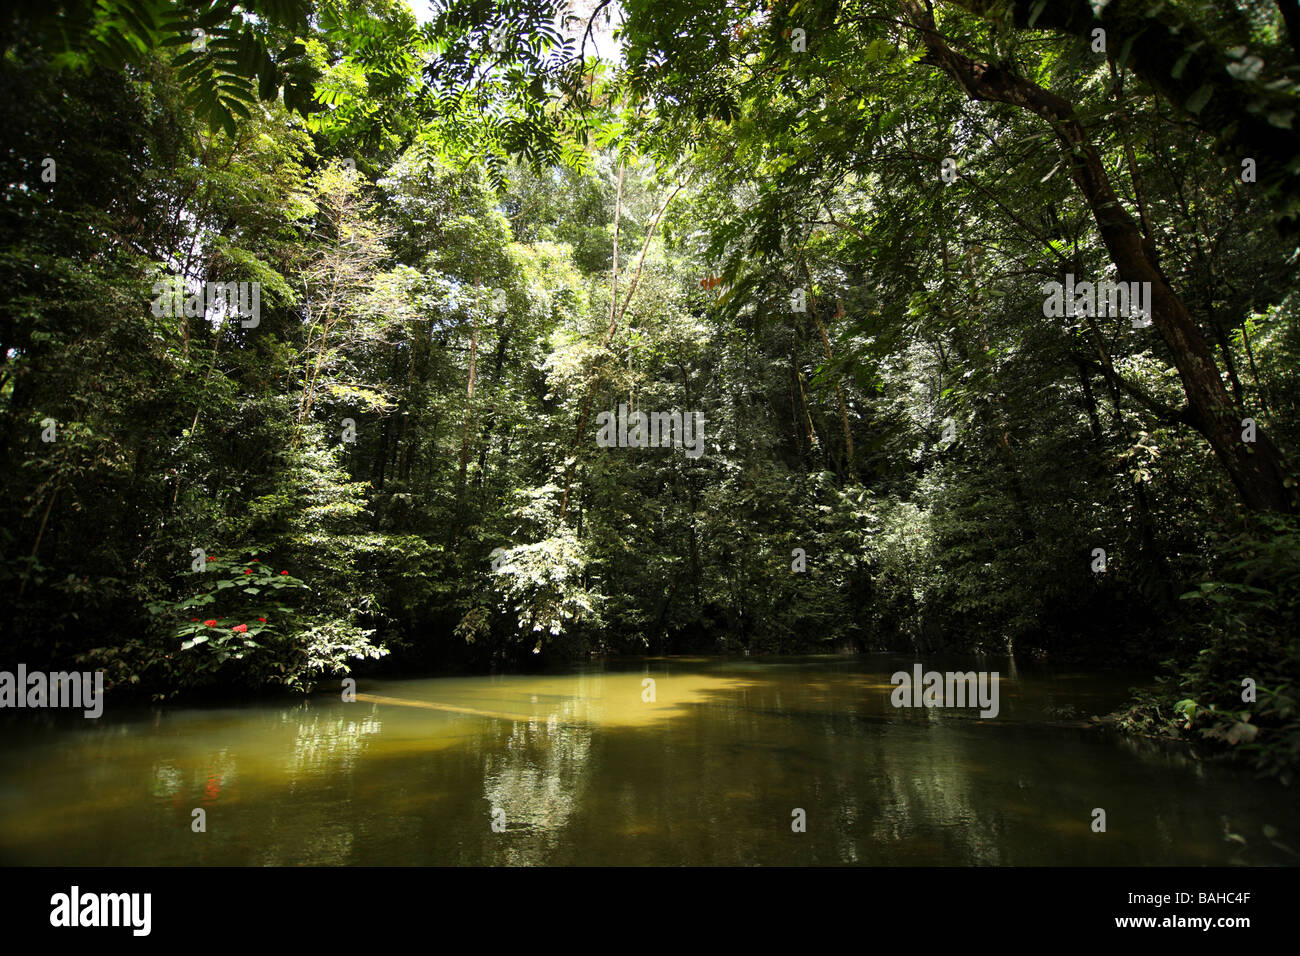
[1,655,1294,865]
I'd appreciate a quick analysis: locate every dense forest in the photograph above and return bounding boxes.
[2,0,1298,782]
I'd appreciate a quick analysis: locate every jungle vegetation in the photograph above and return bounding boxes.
[2,0,1298,781]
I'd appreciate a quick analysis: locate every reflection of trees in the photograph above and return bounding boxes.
[864,722,1004,865]
[148,762,184,798]
[253,710,384,865]
[481,714,593,862]
[148,748,238,803]
[474,670,761,862]
[289,711,383,777]
[608,681,1010,866]
[18,668,1298,866]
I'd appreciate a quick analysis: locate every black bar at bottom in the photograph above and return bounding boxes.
[1,865,1295,943]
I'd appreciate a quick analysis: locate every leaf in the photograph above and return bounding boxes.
[1185,85,1213,114]
[1170,50,1192,80]
[1226,720,1259,745]
[1225,56,1264,83]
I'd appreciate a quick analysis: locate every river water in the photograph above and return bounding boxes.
[1,655,1294,865]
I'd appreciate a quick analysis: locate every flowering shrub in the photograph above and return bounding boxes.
[147,547,388,692]
[147,551,307,686]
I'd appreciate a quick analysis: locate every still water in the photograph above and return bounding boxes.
[1,656,1294,865]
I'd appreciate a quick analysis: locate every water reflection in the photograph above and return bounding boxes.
[289,712,383,777]
[0,657,1294,866]
[482,719,593,862]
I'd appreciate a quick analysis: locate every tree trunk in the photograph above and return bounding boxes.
[800,260,857,480]
[905,3,1293,512]
[947,0,1300,226]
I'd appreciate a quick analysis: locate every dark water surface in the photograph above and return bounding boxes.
[1,655,1294,865]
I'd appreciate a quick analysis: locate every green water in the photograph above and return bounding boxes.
[0,655,1294,865]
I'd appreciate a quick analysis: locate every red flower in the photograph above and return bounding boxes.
[203,619,217,627]
[232,624,248,633]
[206,556,216,562]
[244,569,252,574]
[257,617,267,623]
[252,558,259,563]
[190,618,199,622]
[280,570,289,575]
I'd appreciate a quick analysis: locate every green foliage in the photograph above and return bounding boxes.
[1,0,1298,779]
[16,0,318,137]
[487,525,603,647]
[1116,516,1300,782]
[1167,516,1300,783]
[148,552,308,684]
